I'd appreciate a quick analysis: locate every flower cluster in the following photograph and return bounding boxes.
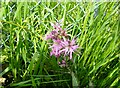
[46,22,78,66]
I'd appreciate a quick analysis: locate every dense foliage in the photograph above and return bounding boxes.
[0,1,119,88]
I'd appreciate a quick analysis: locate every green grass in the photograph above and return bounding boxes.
[0,1,120,88]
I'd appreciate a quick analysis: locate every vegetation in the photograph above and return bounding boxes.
[0,1,119,88]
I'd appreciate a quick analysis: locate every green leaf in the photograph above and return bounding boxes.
[72,72,79,87]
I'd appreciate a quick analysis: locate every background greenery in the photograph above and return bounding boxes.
[0,1,120,88]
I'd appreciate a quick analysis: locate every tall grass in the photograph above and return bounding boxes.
[0,1,119,88]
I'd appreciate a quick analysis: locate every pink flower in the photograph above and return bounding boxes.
[60,39,78,59]
[46,22,79,65]
[46,23,68,40]
[46,30,58,40]
[49,39,63,57]
[58,60,66,67]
